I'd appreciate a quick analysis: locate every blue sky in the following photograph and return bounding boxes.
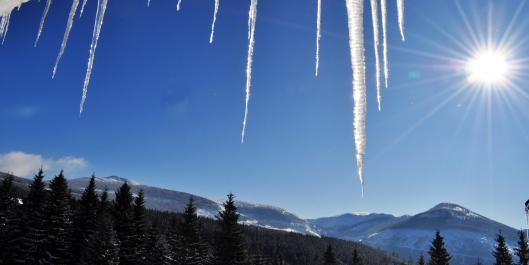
[1,0,529,228]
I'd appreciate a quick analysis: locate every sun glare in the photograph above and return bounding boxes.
[466,50,509,85]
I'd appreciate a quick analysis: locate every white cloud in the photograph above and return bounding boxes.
[0,151,88,177]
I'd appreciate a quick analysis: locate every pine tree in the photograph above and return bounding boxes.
[418,255,425,265]
[12,169,48,264]
[173,197,209,265]
[42,171,74,265]
[144,226,168,265]
[515,230,529,265]
[74,175,99,260]
[428,231,451,265]
[214,193,248,265]
[0,174,17,264]
[493,233,514,265]
[351,248,362,265]
[323,245,336,265]
[133,189,147,264]
[113,182,136,265]
[80,189,120,265]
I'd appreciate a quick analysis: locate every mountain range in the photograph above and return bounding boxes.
[1,172,522,265]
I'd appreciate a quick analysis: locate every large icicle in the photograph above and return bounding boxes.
[147,0,151,7]
[209,0,219,43]
[176,0,182,11]
[345,0,367,195]
[79,0,108,114]
[315,0,321,76]
[79,0,88,17]
[397,0,405,41]
[381,0,389,88]
[34,0,52,47]
[370,0,381,111]
[241,0,258,144]
[1,0,30,43]
[52,0,79,78]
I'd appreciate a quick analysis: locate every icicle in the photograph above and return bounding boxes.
[345,0,367,195]
[147,0,150,7]
[381,0,389,88]
[241,0,258,143]
[176,0,182,11]
[209,0,219,44]
[397,0,405,41]
[52,0,79,79]
[79,0,88,17]
[80,0,108,114]
[34,0,52,47]
[370,0,381,111]
[0,13,11,44]
[315,0,321,76]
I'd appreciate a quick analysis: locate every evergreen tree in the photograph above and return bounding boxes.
[80,189,120,265]
[493,233,514,265]
[428,231,451,265]
[0,174,17,264]
[74,175,99,260]
[144,226,168,265]
[12,169,48,264]
[42,171,74,265]
[418,255,425,265]
[113,182,136,265]
[173,197,210,265]
[515,230,529,265]
[323,245,336,265]
[133,189,147,264]
[214,193,248,265]
[351,248,362,265]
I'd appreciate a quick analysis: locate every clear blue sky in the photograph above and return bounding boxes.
[1,0,529,228]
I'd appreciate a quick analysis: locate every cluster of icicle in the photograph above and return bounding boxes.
[1,0,406,195]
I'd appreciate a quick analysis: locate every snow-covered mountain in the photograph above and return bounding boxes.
[66,176,319,237]
[311,203,520,265]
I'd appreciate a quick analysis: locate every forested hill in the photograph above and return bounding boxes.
[0,172,405,265]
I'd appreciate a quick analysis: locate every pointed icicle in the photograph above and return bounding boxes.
[52,0,80,79]
[381,0,389,88]
[345,0,367,195]
[176,0,182,11]
[79,0,108,114]
[315,0,321,76]
[34,0,52,47]
[397,0,405,41]
[79,0,88,17]
[370,0,381,111]
[0,13,11,44]
[147,0,151,7]
[241,0,258,144]
[209,0,219,43]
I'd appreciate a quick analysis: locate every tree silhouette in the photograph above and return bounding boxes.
[493,233,513,265]
[428,231,451,265]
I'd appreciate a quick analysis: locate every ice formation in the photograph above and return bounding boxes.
[80,0,108,114]
[397,0,405,41]
[1,0,407,193]
[80,0,88,17]
[315,0,321,76]
[52,0,79,78]
[241,0,258,144]
[370,0,381,111]
[345,0,366,195]
[209,0,219,43]
[34,0,52,47]
[381,0,389,88]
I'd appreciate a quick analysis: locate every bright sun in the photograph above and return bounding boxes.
[466,50,509,85]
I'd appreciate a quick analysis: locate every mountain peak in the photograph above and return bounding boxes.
[103,176,139,185]
[430,202,468,211]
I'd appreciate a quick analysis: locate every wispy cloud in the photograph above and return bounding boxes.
[0,151,88,177]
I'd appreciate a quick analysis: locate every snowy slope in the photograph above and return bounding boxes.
[66,176,319,236]
[312,203,519,265]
